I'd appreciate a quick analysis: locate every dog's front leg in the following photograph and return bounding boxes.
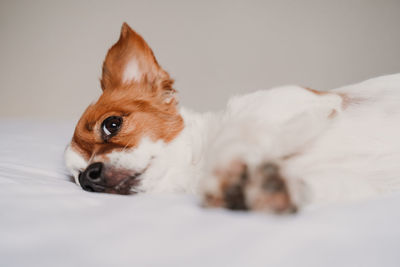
[199,87,346,213]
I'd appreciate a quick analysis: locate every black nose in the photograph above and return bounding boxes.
[79,162,106,192]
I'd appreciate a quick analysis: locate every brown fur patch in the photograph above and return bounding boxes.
[304,87,353,110]
[304,87,330,96]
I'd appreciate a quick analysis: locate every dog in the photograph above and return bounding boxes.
[65,23,400,214]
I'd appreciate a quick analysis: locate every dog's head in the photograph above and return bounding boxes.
[65,23,184,194]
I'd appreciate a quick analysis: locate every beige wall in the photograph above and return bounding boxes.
[1,0,400,120]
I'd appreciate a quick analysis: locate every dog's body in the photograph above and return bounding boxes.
[65,23,400,213]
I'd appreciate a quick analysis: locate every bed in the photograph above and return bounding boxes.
[1,119,399,267]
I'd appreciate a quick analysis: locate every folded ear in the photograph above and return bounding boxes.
[101,23,175,102]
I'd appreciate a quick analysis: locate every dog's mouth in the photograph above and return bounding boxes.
[103,172,143,195]
[113,173,142,193]
[79,162,151,195]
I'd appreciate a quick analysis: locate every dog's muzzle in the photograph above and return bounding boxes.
[79,162,140,195]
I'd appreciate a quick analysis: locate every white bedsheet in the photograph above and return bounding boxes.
[0,119,399,267]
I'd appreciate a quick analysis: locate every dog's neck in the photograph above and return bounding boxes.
[137,107,221,194]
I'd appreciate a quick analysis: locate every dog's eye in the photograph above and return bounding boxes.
[101,116,122,139]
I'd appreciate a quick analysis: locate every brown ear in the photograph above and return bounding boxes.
[101,23,175,101]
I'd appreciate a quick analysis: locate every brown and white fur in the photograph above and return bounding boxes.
[65,23,400,214]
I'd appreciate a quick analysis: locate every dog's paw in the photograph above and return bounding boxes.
[201,160,301,214]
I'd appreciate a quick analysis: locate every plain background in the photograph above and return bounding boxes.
[1,0,400,120]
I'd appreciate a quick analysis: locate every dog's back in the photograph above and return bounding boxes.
[293,74,400,203]
[201,74,400,209]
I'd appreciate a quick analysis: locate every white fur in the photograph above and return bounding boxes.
[64,145,87,185]
[66,74,400,207]
[123,59,142,83]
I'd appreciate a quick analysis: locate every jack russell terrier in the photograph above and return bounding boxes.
[65,23,400,214]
